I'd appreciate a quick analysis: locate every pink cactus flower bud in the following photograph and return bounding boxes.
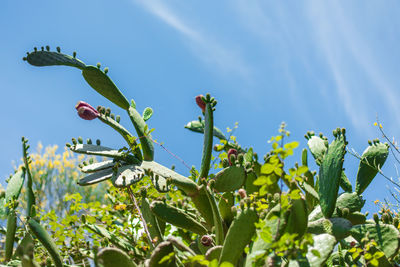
[227,148,238,165]
[75,101,99,120]
[195,95,206,112]
[201,235,213,247]
[238,189,247,199]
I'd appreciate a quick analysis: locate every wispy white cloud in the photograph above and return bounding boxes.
[133,0,251,79]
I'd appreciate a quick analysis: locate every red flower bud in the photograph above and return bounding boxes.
[75,101,99,120]
[195,95,206,112]
[227,149,238,165]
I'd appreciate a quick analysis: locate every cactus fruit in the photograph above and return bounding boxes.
[150,201,208,235]
[24,48,86,69]
[96,247,137,267]
[28,219,63,267]
[318,129,347,218]
[349,223,400,258]
[219,207,258,265]
[75,101,99,120]
[213,165,246,192]
[355,141,389,194]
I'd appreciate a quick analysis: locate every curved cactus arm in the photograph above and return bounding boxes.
[205,187,224,246]
[78,168,114,186]
[184,120,227,141]
[150,201,208,235]
[190,184,215,230]
[141,196,164,244]
[128,106,154,161]
[112,164,145,188]
[339,171,352,193]
[22,138,35,218]
[219,207,258,265]
[141,161,198,194]
[356,140,389,194]
[69,143,139,163]
[82,66,130,110]
[199,94,217,180]
[5,210,17,262]
[28,219,63,267]
[96,247,137,267]
[24,46,86,69]
[319,128,347,218]
[97,112,142,161]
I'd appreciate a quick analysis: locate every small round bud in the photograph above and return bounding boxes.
[238,189,247,199]
[195,95,206,112]
[373,213,380,224]
[76,101,99,120]
[78,136,83,144]
[342,208,349,218]
[104,67,109,74]
[46,45,50,51]
[116,115,121,123]
[96,139,101,146]
[228,149,238,165]
[201,235,213,247]
[56,47,61,53]
[73,51,77,58]
[97,62,101,68]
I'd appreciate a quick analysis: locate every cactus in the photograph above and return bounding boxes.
[5,210,17,262]
[213,165,246,192]
[24,48,86,69]
[307,217,352,240]
[205,245,223,261]
[150,201,208,235]
[78,168,114,186]
[112,164,145,188]
[28,219,63,267]
[96,247,137,267]
[219,206,258,265]
[318,128,347,218]
[141,194,164,244]
[5,169,25,206]
[305,133,327,165]
[148,241,176,267]
[184,119,227,141]
[356,140,389,194]
[349,223,400,258]
[305,234,337,267]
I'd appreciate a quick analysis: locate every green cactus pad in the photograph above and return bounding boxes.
[218,192,234,224]
[339,171,352,193]
[307,217,352,240]
[205,187,224,245]
[142,107,153,121]
[219,208,258,265]
[5,169,25,205]
[346,211,366,225]
[141,161,198,194]
[150,201,208,235]
[205,246,223,261]
[213,166,246,192]
[25,50,86,69]
[5,210,17,262]
[300,182,319,200]
[306,234,336,267]
[96,247,136,267]
[70,144,137,163]
[141,197,163,244]
[308,192,365,222]
[127,106,154,161]
[191,185,214,229]
[199,100,214,179]
[355,141,389,194]
[349,223,400,258]
[184,120,227,140]
[112,164,145,188]
[318,131,347,218]
[81,160,115,173]
[307,135,327,165]
[285,198,308,238]
[82,66,130,110]
[28,219,63,267]
[244,171,259,194]
[149,241,175,267]
[78,168,114,186]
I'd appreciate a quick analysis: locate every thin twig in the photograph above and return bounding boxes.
[126,186,154,249]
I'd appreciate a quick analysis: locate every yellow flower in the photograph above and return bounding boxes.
[115,204,127,210]
[379,124,383,129]
[374,122,378,126]
[374,199,379,204]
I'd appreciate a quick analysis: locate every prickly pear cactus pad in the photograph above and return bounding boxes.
[213,165,246,192]
[318,128,347,218]
[24,46,86,69]
[349,223,400,259]
[356,140,389,194]
[305,132,327,165]
[306,234,337,267]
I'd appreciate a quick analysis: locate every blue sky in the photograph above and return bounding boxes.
[2,1,400,213]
